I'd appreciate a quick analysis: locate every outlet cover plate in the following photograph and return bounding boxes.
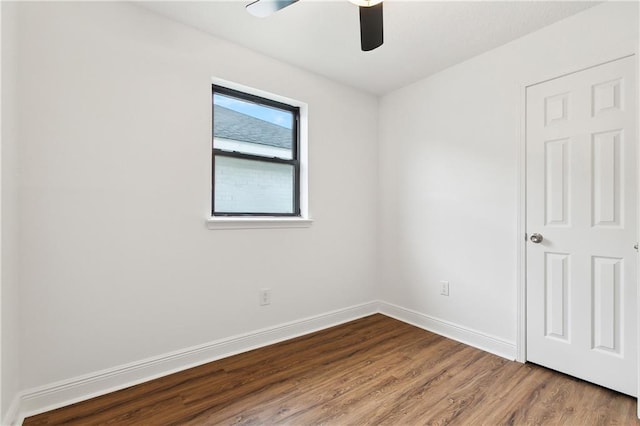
[260,288,271,306]
[440,281,450,296]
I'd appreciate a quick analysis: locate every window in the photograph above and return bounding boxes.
[212,84,300,217]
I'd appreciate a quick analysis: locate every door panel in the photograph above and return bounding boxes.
[526,56,637,396]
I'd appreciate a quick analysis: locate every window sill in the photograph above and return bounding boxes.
[206,216,313,230]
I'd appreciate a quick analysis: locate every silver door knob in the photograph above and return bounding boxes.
[530,233,543,244]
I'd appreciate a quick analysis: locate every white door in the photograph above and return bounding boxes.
[526,56,637,396]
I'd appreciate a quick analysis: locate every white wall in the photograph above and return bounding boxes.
[378,2,639,351]
[13,1,378,392]
[1,1,22,421]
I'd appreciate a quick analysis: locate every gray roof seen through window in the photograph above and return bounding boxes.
[213,105,292,149]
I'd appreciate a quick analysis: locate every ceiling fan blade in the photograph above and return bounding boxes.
[246,0,299,18]
[359,2,383,51]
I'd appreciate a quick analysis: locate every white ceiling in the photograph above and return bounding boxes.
[137,0,599,95]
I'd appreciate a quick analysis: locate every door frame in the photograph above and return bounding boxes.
[516,54,640,409]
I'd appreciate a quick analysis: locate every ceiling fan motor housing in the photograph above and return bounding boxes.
[247,0,384,51]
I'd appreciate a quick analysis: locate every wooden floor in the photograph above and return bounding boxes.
[25,314,639,425]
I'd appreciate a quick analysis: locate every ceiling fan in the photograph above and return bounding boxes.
[246,0,384,52]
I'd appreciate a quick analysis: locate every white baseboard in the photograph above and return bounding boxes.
[11,301,379,425]
[378,301,517,361]
[2,394,21,426]
[8,300,518,425]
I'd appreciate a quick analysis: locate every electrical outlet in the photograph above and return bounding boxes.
[440,281,450,296]
[259,288,271,306]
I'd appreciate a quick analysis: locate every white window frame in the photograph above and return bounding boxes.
[206,78,311,230]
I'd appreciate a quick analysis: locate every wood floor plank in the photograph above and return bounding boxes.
[24,314,640,425]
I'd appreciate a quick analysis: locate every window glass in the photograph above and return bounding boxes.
[213,93,294,160]
[212,84,300,217]
[214,156,295,214]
